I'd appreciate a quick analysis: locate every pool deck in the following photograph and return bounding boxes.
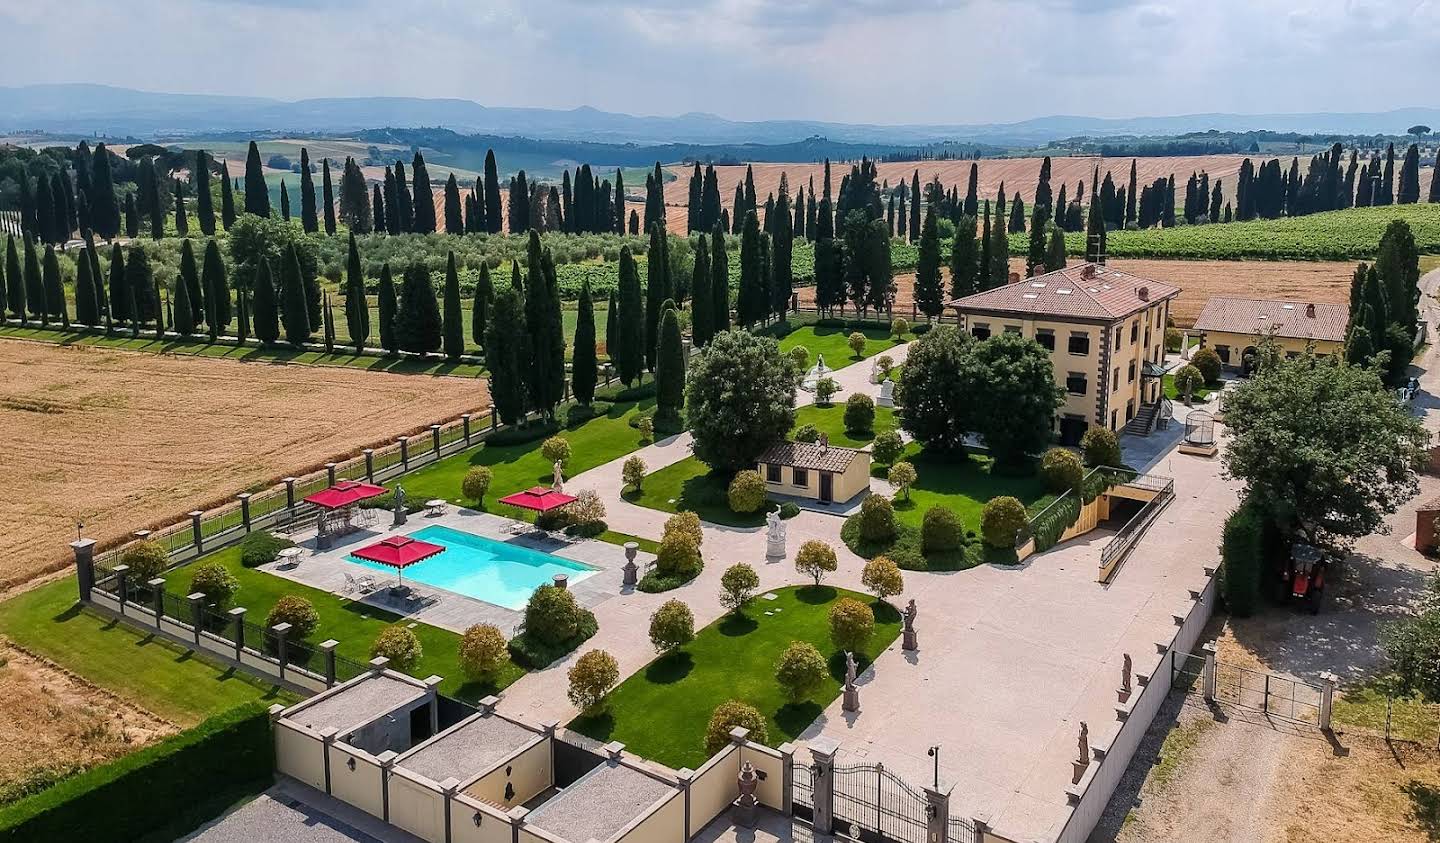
[260,508,650,634]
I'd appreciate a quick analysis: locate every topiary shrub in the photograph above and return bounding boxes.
[794,423,821,443]
[814,377,838,405]
[458,623,508,679]
[1165,327,1182,352]
[461,466,493,504]
[567,649,619,713]
[727,469,767,514]
[566,490,607,532]
[1080,427,1122,468]
[858,494,896,542]
[920,505,962,553]
[788,345,810,376]
[239,531,294,568]
[541,435,572,466]
[860,556,904,601]
[655,531,703,579]
[829,597,875,652]
[876,354,895,376]
[980,496,1027,549]
[637,415,654,443]
[719,563,760,612]
[871,429,905,466]
[189,563,239,609]
[1039,447,1084,493]
[371,625,423,672]
[648,599,695,653]
[779,501,801,519]
[265,595,319,641]
[522,584,582,646]
[847,331,867,358]
[775,641,827,702]
[1191,347,1223,385]
[845,392,876,434]
[119,540,168,581]
[662,511,704,549]
[890,318,909,340]
[1173,364,1205,404]
[705,700,769,755]
[794,540,838,585]
[887,461,917,500]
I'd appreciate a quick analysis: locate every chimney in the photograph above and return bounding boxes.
[1137,286,1149,302]
[1008,271,1021,284]
[1081,264,1096,279]
[819,433,829,453]
[1306,303,1316,318]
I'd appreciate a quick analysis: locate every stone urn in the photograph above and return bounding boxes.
[735,761,759,827]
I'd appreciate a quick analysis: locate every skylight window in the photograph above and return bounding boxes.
[1030,282,1046,288]
[1056,288,1073,295]
[1023,293,1039,299]
[1282,304,1295,310]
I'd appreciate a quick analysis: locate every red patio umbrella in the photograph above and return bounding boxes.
[351,534,445,589]
[497,486,578,516]
[305,480,387,510]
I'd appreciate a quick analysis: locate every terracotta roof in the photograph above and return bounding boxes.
[948,263,1179,321]
[756,441,863,473]
[1191,297,1347,343]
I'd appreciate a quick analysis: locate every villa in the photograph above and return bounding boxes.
[949,263,1180,443]
[1189,296,1348,371]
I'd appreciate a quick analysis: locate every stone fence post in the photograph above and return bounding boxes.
[238,493,253,531]
[71,538,96,602]
[190,510,205,553]
[462,413,472,443]
[114,564,131,613]
[188,592,206,644]
[149,578,166,625]
[778,742,795,815]
[808,736,839,835]
[228,607,247,659]
[1318,671,1337,731]
[1201,641,1218,702]
[430,424,442,455]
[320,639,339,687]
[326,462,338,486]
[398,436,409,470]
[272,622,293,678]
[923,786,948,843]
[363,449,375,482]
[283,478,297,509]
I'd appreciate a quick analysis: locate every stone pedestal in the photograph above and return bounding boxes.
[734,761,759,827]
[902,626,918,651]
[842,685,860,712]
[553,574,568,590]
[392,505,407,527]
[766,531,786,559]
[622,560,638,588]
[877,378,895,408]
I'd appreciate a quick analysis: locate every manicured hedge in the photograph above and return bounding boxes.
[1220,499,1265,617]
[0,702,274,842]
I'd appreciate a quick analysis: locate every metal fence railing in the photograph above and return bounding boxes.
[1098,473,1175,581]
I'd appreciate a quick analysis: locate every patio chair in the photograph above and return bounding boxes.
[356,575,378,594]
[341,572,358,594]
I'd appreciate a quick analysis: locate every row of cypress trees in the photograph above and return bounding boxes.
[1345,219,1423,384]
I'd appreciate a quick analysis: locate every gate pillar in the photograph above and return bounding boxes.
[1201,641,1218,702]
[808,736,839,835]
[923,786,948,843]
[1318,671,1337,730]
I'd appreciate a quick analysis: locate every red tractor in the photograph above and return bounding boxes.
[1280,542,1328,614]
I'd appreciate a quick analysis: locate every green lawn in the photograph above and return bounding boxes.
[1163,373,1214,402]
[791,403,897,448]
[775,324,908,368]
[625,456,770,528]
[396,398,654,507]
[887,447,1054,531]
[0,579,290,725]
[0,326,487,378]
[165,544,522,702]
[570,585,900,769]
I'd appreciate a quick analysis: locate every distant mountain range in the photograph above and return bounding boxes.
[3,84,1438,147]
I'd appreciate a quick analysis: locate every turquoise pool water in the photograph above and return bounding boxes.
[348,524,598,610]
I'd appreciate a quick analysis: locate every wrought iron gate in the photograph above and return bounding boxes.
[831,763,929,843]
[1214,663,1322,724]
[946,815,977,843]
[792,761,814,822]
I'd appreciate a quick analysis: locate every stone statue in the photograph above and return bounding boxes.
[842,651,860,712]
[392,483,408,526]
[902,599,918,651]
[1121,653,1133,695]
[1077,722,1089,765]
[870,356,880,384]
[551,460,564,492]
[844,651,858,688]
[766,510,787,558]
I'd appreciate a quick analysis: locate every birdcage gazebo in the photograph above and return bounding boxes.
[1179,410,1217,457]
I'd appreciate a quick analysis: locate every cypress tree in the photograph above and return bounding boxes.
[711,221,730,333]
[299,148,318,233]
[443,251,464,359]
[483,150,503,234]
[1347,261,1367,325]
[243,141,270,217]
[737,210,768,326]
[75,246,97,325]
[252,260,279,345]
[394,161,413,232]
[179,238,202,328]
[687,162,702,233]
[1398,143,1421,204]
[605,293,617,359]
[322,293,336,353]
[1009,194,1026,233]
[1376,219,1420,339]
[690,233,713,346]
[1431,155,1440,203]
[572,278,598,406]
[0,239,7,320]
[106,244,124,328]
[701,166,721,233]
[988,200,1009,289]
[964,163,979,216]
[1045,225,1067,271]
[614,246,645,386]
[412,153,436,233]
[173,179,189,236]
[279,244,311,345]
[395,261,442,355]
[948,214,978,299]
[344,234,369,353]
[147,173,165,240]
[235,288,249,344]
[378,263,398,355]
[195,151,215,236]
[613,169,627,234]
[5,237,24,324]
[124,193,139,239]
[203,239,229,339]
[322,157,337,235]
[1025,204,1048,276]
[173,247,195,336]
[471,262,492,350]
[771,186,794,320]
[153,275,165,340]
[24,238,46,323]
[1086,170,1108,262]
[979,202,992,291]
[914,204,943,318]
[655,300,685,425]
[524,233,565,419]
[1034,156,1054,223]
[487,287,529,424]
[645,223,671,369]
[444,175,463,234]
[90,143,120,239]
[42,244,64,325]
[383,167,401,234]
[1209,180,1223,222]
[279,180,291,221]
[374,184,387,233]
[1125,159,1138,225]
[83,231,106,317]
[55,172,73,240]
[220,161,236,230]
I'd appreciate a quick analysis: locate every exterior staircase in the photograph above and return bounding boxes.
[1123,402,1160,436]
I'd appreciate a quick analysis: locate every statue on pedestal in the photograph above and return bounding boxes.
[902,599,918,651]
[392,484,408,526]
[842,651,860,712]
[1071,721,1091,785]
[766,509,787,559]
[1118,653,1133,703]
[552,460,565,493]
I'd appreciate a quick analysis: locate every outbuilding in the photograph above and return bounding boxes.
[755,437,871,505]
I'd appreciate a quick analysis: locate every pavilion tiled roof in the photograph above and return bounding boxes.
[1191,296,1348,343]
[756,441,862,473]
[948,263,1179,322]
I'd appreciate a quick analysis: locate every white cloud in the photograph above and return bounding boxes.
[0,0,1437,125]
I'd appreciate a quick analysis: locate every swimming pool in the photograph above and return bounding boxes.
[348,525,598,610]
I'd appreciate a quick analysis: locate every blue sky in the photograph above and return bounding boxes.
[1,0,1435,124]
